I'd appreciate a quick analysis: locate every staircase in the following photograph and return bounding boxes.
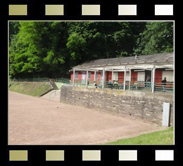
[49,79,59,90]
[40,90,60,102]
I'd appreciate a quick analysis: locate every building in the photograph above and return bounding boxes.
[69,52,174,93]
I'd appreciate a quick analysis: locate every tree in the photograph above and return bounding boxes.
[9,22,20,44]
[134,22,173,55]
[66,22,143,65]
[9,21,173,79]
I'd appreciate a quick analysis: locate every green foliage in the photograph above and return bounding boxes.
[104,127,173,145]
[9,21,173,78]
[9,22,20,44]
[134,22,173,55]
[67,32,86,61]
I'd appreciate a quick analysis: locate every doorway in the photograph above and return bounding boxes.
[145,70,151,82]
[82,72,85,84]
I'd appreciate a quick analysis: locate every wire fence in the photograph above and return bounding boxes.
[10,77,71,83]
[54,78,71,84]
[10,77,50,82]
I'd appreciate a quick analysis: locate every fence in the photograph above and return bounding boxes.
[10,77,173,93]
[70,79,101,87]
[10,77,71,83]
[105,81,174,93]
[10,77,50,82]
[129,81,152,92]
[54,78,71,84]
[54,79,174,93]
[154,82,174,92]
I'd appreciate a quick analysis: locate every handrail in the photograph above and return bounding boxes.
[70,79,174,93]
[104,81,174,92]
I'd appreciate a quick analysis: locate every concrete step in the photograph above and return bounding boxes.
[40,90,60,102]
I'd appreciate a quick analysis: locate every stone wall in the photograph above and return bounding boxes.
[60,85,174,126]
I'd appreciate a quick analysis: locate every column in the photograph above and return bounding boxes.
[123,67,126,90]
[112,69,114,82]
[94,70,96,81]
[151,67,156,93]
[85,70,88,87]
[73,69,75,86]
[129,69,131,90]
[102,68,105,89]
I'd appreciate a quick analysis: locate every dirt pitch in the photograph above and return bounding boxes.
[8,91,167,145]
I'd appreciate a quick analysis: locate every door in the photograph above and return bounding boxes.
[145,70,151,82]
[82,72,86,84]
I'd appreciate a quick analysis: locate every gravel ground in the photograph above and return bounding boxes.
[8,91,167,145]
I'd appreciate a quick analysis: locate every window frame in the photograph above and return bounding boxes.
[125,72,130,81]
[112,72,118,81]
[137,72,145,82]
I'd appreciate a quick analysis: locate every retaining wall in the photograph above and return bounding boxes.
[60,85,174,126]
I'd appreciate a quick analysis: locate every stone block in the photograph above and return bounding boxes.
[60,85,173,126]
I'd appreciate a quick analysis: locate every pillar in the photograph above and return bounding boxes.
[123,67,126,90]
[112,69,114,81]
[94,71,96,82]
[151,67,156,93]
[85,70,88,87]
[73,69,75,86]
[102,68,105,89]
[129,69,131,90]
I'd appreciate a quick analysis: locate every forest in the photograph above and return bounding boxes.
[9,21,173,78]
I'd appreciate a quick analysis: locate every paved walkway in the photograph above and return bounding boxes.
[9,91,167,145]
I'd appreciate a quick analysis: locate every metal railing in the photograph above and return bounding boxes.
[62,78,174,93]
[71,79,101,87]
[104,81,174,93]
[154,82,174,92]
[129,81,152,92]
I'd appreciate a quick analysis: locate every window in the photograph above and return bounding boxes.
[125,72,130,81]
[137,72,145,81]
[162,71,174,82]
[112,72,118,81]
[75,72,78,79]
[88,72,91,79]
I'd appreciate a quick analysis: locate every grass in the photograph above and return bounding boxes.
[55,82,63,89]
[104,127,173,145]
[9,82,52,97]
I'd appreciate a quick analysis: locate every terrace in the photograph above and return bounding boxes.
[70,52,174,94]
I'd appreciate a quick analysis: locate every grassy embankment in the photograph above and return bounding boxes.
[104,127,173,145]
[55,82,63,89]
[9,82,52,97]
